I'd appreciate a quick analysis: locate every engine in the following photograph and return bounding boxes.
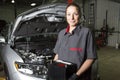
[14,48,54,79]
[16,48,53,64]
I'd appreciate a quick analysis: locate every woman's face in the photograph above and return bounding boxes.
[66,5,80,27]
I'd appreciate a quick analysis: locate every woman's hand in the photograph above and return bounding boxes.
[68,73,79,80]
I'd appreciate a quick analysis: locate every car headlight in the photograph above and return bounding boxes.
[15,62,48,79]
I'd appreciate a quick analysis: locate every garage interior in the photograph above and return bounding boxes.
[0,0,120,80]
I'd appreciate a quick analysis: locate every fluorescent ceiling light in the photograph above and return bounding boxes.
[11,0,15,3]
[31,3,36,6]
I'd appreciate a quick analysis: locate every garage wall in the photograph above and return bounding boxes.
[0,4,32,23]
[96,0,120,47]
[0,4,15,23]
[83,0,96,28]
[83,0,90,27]
[107,1,120,47]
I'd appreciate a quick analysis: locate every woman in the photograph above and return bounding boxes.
[53,2,97,80]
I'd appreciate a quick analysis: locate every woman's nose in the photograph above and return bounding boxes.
[71,15,74,20]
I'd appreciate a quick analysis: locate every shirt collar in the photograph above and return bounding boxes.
[66,25,70,33]
[64,24,81,35]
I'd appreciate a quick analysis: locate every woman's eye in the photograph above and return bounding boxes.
[74,13,79,16]
[67,14,71,16]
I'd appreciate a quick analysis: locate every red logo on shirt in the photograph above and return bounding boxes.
[57,63,65,67]
[70,48,82,52]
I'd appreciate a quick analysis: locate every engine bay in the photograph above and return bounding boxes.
[10,15,67,79]
[12,34,57,78]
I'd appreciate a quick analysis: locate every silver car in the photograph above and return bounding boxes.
[0,3,99,80]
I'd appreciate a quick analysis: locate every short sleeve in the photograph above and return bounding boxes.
[53,32,61,54]
[86,29,97,59]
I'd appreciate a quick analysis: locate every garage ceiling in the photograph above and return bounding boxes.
[110,0,120,3]
[0,0,46,6]
[0,0,120,6]
[0,0,67,6]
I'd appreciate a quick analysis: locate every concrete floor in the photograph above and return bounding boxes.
[97,46,120,80]
[0,46,120,80]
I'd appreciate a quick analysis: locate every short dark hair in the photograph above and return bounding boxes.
[66,2,81,17]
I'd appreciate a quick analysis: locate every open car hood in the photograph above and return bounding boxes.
[5,4,68,79]
[11,3,67,38]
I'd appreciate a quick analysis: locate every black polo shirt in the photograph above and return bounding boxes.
[54,25,97,69]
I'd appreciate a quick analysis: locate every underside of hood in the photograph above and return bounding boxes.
[12,3,67,37]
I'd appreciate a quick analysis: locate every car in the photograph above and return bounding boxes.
[0,3,100,80]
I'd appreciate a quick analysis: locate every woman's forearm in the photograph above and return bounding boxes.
[53,54,58,61]
[76,59,94,76]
